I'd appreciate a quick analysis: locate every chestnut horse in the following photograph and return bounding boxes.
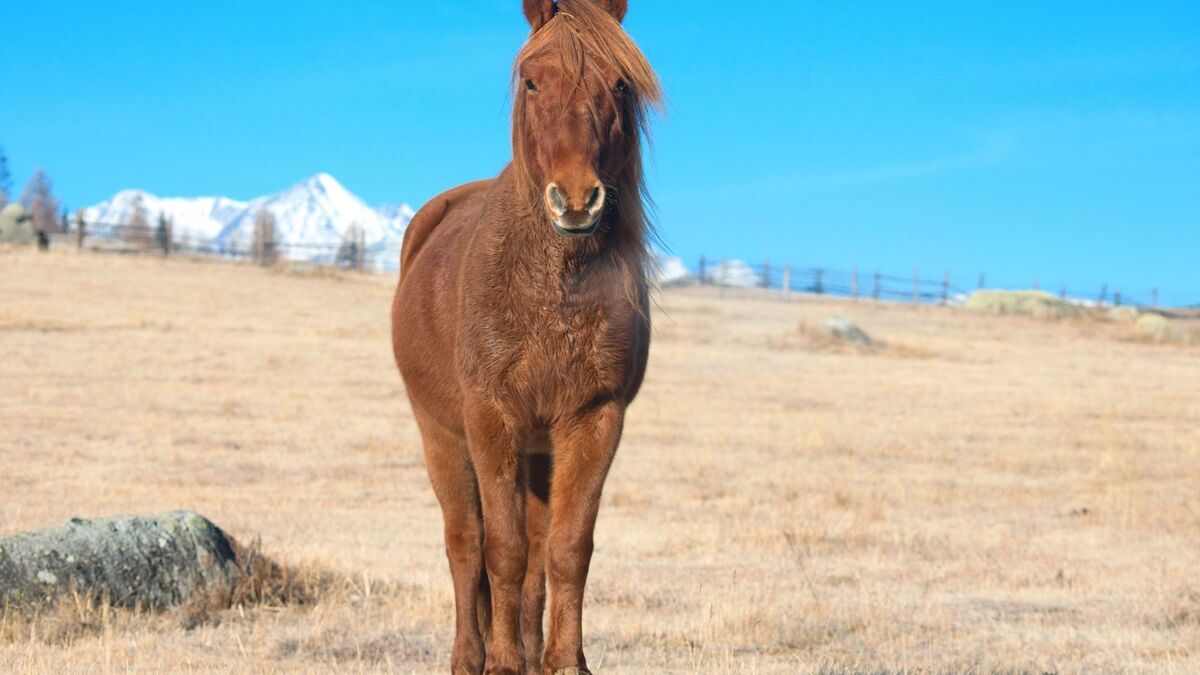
[391,1,661,673]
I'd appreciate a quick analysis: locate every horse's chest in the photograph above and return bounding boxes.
[472,300,633,401]
[524,304,624,381]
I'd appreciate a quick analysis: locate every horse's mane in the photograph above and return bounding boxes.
[511,0,663,266]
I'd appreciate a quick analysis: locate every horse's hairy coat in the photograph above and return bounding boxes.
[391,2,660,673]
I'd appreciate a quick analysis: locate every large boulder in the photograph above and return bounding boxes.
[965,290,1085,319]
[0,511,239,610]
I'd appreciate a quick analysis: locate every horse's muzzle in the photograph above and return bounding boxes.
[546,182,605,236]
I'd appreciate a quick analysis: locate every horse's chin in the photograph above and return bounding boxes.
[551,217,601,238]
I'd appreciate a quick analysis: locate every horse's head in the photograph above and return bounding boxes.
[514,0,661,238]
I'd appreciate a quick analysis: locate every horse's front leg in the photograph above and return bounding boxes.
[543,401,625,675]
[465,399,529,675]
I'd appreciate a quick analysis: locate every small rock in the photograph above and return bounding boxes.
[965,290,1085,319]
[1134,314,1192,344]
[1106,306,1140,323]
[817,317,873,346]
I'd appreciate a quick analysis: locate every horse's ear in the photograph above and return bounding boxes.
[594,0,628,22]
[523,0,556,31]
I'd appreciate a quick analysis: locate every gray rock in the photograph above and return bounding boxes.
[818,317,873,346]
[0,511,239,609]
[0,204,35,245]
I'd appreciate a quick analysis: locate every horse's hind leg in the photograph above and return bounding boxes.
[521,437,552,675]
[415,407,486,675]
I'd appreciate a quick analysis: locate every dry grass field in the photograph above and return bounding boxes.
[2,247,1198,673]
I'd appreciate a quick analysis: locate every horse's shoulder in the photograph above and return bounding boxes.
[400,179,495,272]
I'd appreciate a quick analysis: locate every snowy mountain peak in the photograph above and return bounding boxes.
[290,172,356,203]
[84,174,414,272]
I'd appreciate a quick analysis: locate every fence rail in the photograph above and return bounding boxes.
[21,219,1193,310]
[50,220,395,273]
[690,256,1176,310]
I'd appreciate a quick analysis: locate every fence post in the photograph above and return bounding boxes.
[698,256,707,285]
[912,270,920,306]
[762,259,771,290]
[814,268,824,295]
[1099,283,1108,307]
[166,218,174,257]
[941,271,950,305]
[1114,290,1122,307]
[781,264,792,302]
[851,266,859,302]
[75,211,86,250]
[873,271,881,302]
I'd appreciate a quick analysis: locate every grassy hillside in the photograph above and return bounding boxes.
[2,247,1197,673]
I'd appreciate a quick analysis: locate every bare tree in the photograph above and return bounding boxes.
[336,222,366,270]
[252,209,278,266]
[20,169,62,235]
[155,212,173,254]
[0,147,10,209]
[124,193,153,248]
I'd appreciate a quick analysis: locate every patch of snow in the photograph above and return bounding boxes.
[707,259,762,288]
[650,252,692,286]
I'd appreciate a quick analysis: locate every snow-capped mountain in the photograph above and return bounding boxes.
[84,173,414,272]
[85,192,248,244]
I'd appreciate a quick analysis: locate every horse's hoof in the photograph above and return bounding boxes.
[554,669,589,675]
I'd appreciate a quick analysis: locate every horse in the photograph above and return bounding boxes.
[390,1,661,673]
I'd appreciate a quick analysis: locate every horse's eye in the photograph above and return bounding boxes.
[614,79,628,94]
[525,79,538,92]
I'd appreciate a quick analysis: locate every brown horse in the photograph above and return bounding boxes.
[391,1,661,673]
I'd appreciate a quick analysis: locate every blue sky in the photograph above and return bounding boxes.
[3,1,1198,304]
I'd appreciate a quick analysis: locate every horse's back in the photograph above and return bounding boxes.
[399,179,494,275]
[393,179,494,434]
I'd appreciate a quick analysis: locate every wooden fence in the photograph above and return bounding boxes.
[46,219,381,272]
[693,256,1168,309]
[22,219,1187,310]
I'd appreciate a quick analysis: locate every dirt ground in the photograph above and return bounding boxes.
[2,247,1198,673]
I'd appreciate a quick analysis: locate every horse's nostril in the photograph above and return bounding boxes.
[547,184,568,215]
[586,185,602,211]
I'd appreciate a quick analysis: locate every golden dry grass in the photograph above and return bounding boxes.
[1,247,1198,673]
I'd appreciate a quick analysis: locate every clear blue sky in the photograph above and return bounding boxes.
[3,1,1198,304]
